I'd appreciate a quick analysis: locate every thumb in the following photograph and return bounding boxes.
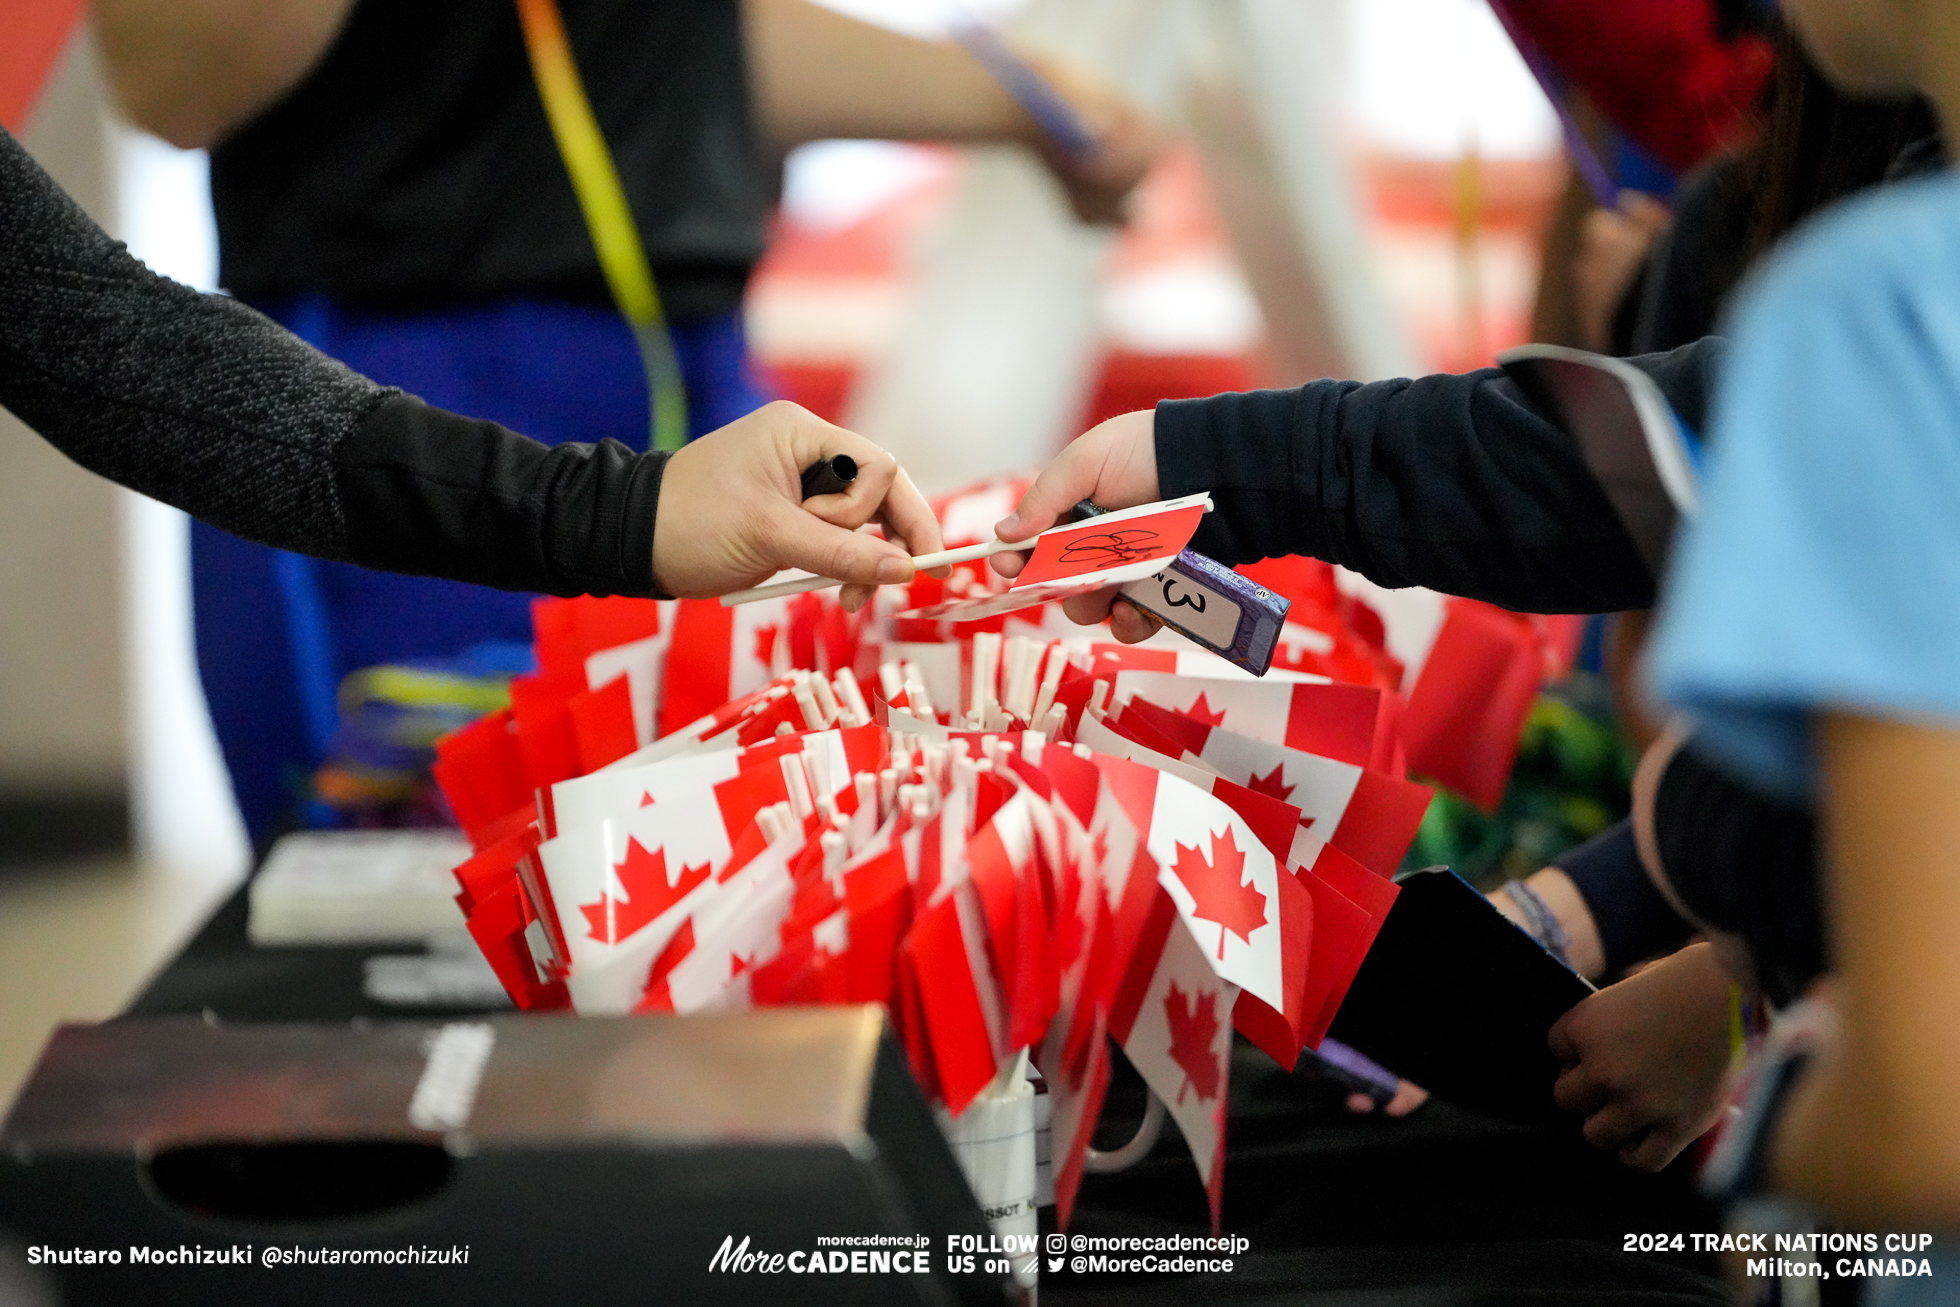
[998,456,1096,544]
[768,504,915,587]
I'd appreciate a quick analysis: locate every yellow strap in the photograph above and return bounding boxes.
[514,0,689,451]
[340,666,512,716]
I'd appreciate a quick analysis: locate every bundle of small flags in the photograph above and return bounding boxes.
[430,477,1581,1228]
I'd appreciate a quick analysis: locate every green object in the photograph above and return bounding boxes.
[1401,670,1635,888]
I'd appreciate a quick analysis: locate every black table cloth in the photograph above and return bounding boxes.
[120,884,1735,1306]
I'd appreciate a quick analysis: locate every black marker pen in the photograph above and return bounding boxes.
[800,454,858,499]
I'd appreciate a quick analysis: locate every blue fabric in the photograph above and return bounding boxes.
[193,295,767,841]
[1610,134,1677,202]
[1650,173,1960,805]
[1867,1252,1960,1307]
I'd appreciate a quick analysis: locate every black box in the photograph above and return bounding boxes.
[0,1007,1017,1305]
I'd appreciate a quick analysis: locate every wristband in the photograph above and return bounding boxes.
[1505,878,1573,970]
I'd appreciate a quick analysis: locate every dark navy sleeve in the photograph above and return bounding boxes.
[1553,820,1694,976]
[1152,339,1723,614]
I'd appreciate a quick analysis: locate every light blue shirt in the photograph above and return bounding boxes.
[1650,171,1960,804]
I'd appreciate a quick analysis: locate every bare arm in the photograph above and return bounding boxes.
[1489,868,1608,982]
[93,0,355,149]
[1771,714,1960,1225]
[742,0,1154,223]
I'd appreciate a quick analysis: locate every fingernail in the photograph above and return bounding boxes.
[995,513,1020,538]
[877,555,912,584]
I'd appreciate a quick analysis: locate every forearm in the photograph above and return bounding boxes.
[337,398,665,597]
[743,0,1036,150]
[94,0,354,147]
[1556,820,1694,978]
[1,126,661,597]
[1153,370,1655,613]
[1491,866,1608,981]
[1774,714,1960,1225]
[1152,338,1726,614]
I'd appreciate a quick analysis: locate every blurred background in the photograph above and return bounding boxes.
[0,0,1563,1096]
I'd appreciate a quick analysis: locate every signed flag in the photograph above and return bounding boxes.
[899,495,1211,625]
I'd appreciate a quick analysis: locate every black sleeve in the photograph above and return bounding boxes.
[1553,820,1694,975]
[0,125,662,598]
[1152,338,1723,614]
[336,395,666,596]
[1631,154,1755,356]
[1653,744,1823,1007]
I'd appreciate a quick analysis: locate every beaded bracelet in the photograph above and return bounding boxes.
[1506,877,1573,969]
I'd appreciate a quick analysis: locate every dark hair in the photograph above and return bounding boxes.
[1644,20,1939,348]
[1736,25,1937,269]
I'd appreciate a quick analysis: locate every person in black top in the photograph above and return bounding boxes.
[0,126,941,616]
[95,0,1154,840]
[100,0,1148,307]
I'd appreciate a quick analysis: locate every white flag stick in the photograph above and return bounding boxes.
[716,492,1212,607]
[718,538,1015,607]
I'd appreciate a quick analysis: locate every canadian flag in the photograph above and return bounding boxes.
[534,815,690,1013]
[536,755,783,1012]
[1116,695,1431,879]
[657,596,794,739]
[1035,746,1158,1225]
[1331,571,1549,811]
[1085,752,1289,1019]
[1077,709,1321,1066]
[901,496,1212,626]
[548,748,742,841]
[1108,670,1399,775]
[647,827,802,1014]
[1108,887,1238,1231]
[433,708,533,846]
[453,824,569,1011]
[897,795,1015,1113]
[533,595,676,752]
[903,882,1011,1113]
[964,791,1059,1053]
[1085,642,1324,686]
[1295,843,1400,1047]
[546,725,874,840]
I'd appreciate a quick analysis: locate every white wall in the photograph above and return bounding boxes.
[114,134,250,879]
[0,24,247,877]
[0,33,127,798]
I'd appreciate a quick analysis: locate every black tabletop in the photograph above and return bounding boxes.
[121,884,1735,1306]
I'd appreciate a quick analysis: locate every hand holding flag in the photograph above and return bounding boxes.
[652,401,944,611]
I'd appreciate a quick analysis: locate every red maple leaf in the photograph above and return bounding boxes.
[1171,827,1267,960]
[1244,764,1315,830]
[1185,693,1228,728]
[580,838,710,943]
[752,625,779,668]
[1245,763,1295,805]
[1164,981,1223,1104]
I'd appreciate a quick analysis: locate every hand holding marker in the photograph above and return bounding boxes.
[755,454,1288,675]
[799,454,859,500]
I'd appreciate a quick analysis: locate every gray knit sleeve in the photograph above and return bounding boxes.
[0,125,384,559]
